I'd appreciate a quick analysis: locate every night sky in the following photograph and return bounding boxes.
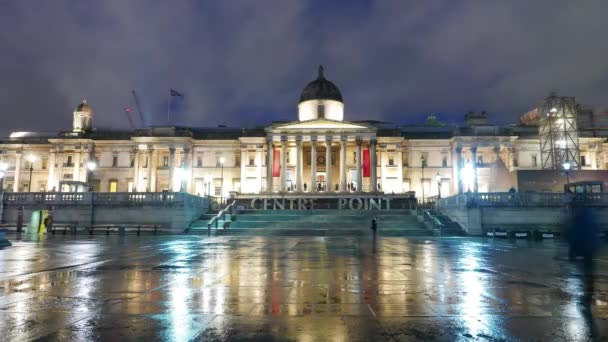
[1,0,607,135]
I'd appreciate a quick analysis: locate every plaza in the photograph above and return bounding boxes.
[0,235,607,341]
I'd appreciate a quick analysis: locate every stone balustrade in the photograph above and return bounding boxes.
[1,192,205,207]
[437,192,608,209]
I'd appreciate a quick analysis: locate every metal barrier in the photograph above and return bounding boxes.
[207,200,236,233]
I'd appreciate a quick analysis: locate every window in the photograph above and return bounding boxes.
[109,180,118,192]
[66,155,73,167]
[163,156,169,167]
[112,155,118,167]
[421,153,428,167]
[130,156,134,167]
[248,154,255,166]
[388,153,394,166]
[216,153,223,167]
[63,173,73,180]
[318,104,325,118]
[442,156,448,167]
[581,155,587,166]
[197,157,202,167]
[477,155,483,165]
[143,156,148,168]
[532,155,537,167]
[39,183,46,192]
[42,158,47,170]
[215,186,221,196]
[513,158,519,167]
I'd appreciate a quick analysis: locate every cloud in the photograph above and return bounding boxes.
[0,0,606,135]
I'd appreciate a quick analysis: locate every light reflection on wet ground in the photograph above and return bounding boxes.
[0,235,607,341]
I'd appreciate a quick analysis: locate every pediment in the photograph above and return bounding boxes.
[268,119,372,131]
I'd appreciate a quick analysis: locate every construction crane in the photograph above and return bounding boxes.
[131,90,146,127]
[122,106,136,129]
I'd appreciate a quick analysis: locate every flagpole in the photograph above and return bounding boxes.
[167,95,172,125]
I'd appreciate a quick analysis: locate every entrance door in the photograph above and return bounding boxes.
[316,172,326,191]
[109,180,118,192]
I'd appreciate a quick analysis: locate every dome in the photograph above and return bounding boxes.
[75,100,92,113]
[298,66,343,104]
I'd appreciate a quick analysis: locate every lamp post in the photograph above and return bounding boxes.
[26,155,36,192]
[0,161,7,191]
[420,155,426,204]
[435,172,442,199]
[562,161,571,192]
[219,157,225,205]
[87,160,97,192]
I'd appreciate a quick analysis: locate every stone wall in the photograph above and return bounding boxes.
[0,192,210,232]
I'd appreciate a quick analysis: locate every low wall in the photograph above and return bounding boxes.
[0,192,210,232]
[437,192,608,235]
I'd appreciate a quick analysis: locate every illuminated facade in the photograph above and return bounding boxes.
[1,68,607,198]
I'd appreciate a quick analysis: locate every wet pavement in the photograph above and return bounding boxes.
[0,235,607,341]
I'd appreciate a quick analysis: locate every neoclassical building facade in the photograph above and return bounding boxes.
[1,67,607,198]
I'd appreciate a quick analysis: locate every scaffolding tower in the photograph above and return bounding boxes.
[539,93,580,170]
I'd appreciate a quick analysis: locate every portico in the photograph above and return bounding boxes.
[264,119,378,193]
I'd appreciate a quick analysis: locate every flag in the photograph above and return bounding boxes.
[170,89,183,97]
[363,149,370,177]
[272,150,281,177]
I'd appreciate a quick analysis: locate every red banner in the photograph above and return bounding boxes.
[272,149,280,177]
[363,149,370,177]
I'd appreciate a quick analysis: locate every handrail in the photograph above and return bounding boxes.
[207,200,236,232]
[423,210,444,236]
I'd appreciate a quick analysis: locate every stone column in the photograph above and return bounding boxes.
[296,136,303,191]
[280,136,287,191]
[150,148,158,192]
[73,148,81,183]
[56,149,64,190]
[339,136,347,192]
[396,144,403,193]
[240,145,247,193]
[356,137,362,192]
[13,152,22,192]
[325,136,332,192]
[266,137,273,192]
[370,139,378,192]
[456,146,463,194]
[256,145,263,193]
[471,146,478,193]
[47,150,56,191]
[147,145,154,191]
[493,146,501,163]
[132,147,140,192]
[168,146,176,192]
[311,136,317,192]
[182,146,190,192]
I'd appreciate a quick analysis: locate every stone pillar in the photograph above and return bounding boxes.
[296,136,303,191]
[471,146,478,193]
[370,139,378,192]
[13,152,22,192]
[182,146,190,192]
[493,146,501,163]
[266,137,273,192]
[147,145,154,191]
[456,146,463,194]
[280,136,287,191]
[47,150,56,191]
[311,136,317,192]
[339,136,347,192]
[325,136,332,192]
[150,148,158,192]
[132,147,140,192]
[240,145,247,193]
[56,149,64,190]
[396,144,403,193]
[356,137,362,192]
[73,148,81,183]
[168,146,176,192]
[256,145,263,193]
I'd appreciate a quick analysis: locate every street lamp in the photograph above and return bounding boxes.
[0,161,7,191]
[87,160,97,192]
[435,172,442,199]
[562,161,571,192]
[219,157,226,205]
[26,155,36,192]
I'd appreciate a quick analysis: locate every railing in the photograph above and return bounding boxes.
[437,192,608,209]
[423,210,444,236]
[208,200,236,232]
[1,191,205,207]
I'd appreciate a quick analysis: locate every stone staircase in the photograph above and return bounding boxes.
[427,210,465,236]
[190,209,434,236]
